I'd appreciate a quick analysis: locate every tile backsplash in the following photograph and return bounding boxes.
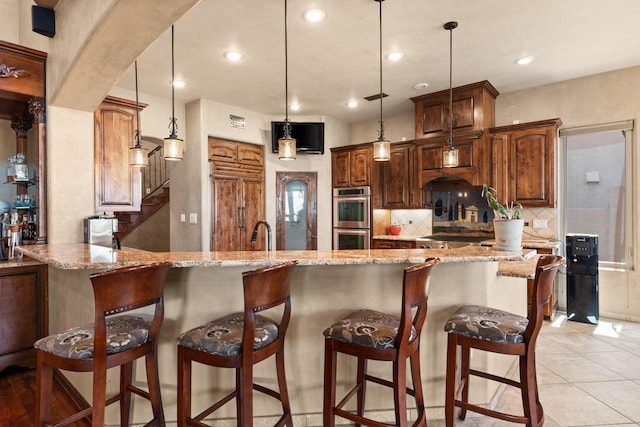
[388,209,432,236]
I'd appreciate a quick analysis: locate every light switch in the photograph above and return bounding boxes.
[189,213,197,224]
[180,213,186,223]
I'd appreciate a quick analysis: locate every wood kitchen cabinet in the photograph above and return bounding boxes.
[94,96,146,212]
[415,132,488,187]
[209,137,265,251]
[372,238,416,249]
[380,142,422,208]
[489,119,562,208]
[0,262,48,372]
[331,144,372,188]
[411,80,499,140]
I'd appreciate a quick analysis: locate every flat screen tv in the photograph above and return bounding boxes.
[271,121,325,154]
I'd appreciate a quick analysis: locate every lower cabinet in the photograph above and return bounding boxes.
[372,239,417,249]
[0,262,48,372]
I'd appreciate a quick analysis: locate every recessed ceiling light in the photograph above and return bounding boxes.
[304,9,326,22]
[413,82,429,90]
[516,56,535,65]
[347,100,359,108]
[223,50,244,62]
[290,103,301,111]
[385,51,404,61]
[173,80,186,88]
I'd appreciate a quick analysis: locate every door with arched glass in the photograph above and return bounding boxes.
[276,172,317,250]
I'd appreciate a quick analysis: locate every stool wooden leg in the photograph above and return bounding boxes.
[323,340,337,427]
[238,363,254,427]
[356,357,367,421]
[120,362,133,426]
[275,345,293,425]
[409,350,426,426]
[393,359,408,426]
[459,344,471,420]
[521,353,540,427]
[444,334,457,427]
[92,363,107,426]
[145,350,165,425]
[35,356,53,427]
[177,346,191,427]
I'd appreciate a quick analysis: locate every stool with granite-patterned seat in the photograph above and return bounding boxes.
[444,255,564,427]
[322,258,440,427]
[177,261,297,427]
[34,262,173,427]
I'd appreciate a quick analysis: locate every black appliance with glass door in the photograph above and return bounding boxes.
[566,233,598,324]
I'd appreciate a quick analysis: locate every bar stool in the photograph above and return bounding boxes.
[323,258,440,427]
[444,255,564,427]
[35,262,173,427]
[177,261,297,427]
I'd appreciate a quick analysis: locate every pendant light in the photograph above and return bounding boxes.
[278,0,296,160]
[164,25,184,161]
[129,61,149,167]
[372,0,390,162]
[442,21,459,168]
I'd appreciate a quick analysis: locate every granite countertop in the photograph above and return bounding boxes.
[18,243,536,270]
[483,239,562,251]
[0,255,46,268]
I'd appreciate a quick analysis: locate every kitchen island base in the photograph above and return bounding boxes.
[46,260,526,425]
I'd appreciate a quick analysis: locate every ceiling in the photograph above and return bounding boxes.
[116,0,640,124]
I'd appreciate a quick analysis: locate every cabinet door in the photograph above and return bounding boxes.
[510,127,555,207]
[94,97,142,212]
[488,133,510,199]
[372,239,395,249]
[349,148,371,187]
[241,177,265,251]
[212,176,241,251]
[383,146,410,208]
[0,264,47,372]
[332,151,350,188]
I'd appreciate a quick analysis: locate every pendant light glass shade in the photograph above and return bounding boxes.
[373,0,389,162]
[164,25,184,161]
[443,21,459,168]
[278,0,296,160]
[129,61,148,167]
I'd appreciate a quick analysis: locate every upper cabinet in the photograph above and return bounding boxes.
[331,144,372,188]
[411,80,499,140]
[94,96,145,212]
[379,142,422,208]
[488,119,562,208]
[415,132,488,187]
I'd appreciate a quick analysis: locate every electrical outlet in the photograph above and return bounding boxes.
[524,221,530,227]
[533,219,548,229]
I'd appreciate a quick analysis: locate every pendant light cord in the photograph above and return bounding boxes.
[134,61,141,147]
[283,0,291,138]
[378,0,385,141]
[169,25,177,139]
[447,22,454,149]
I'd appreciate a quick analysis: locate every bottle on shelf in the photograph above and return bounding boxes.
[6,156,14,182]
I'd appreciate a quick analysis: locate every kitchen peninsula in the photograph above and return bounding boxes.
[20,244,536,424]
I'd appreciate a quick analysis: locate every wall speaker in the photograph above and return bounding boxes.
[32,5,55,38]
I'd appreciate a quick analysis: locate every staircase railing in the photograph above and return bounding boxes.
[142,145,173,198]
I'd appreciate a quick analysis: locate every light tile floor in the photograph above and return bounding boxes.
[429,313,640,426]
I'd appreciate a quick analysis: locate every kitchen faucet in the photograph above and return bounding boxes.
[250,220,272,251]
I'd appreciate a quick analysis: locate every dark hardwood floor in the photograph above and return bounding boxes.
[0,366,90,427]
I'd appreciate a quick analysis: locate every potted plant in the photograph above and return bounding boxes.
[482,184,524,251]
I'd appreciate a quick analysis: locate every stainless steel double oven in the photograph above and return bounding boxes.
[332,186,370,250]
